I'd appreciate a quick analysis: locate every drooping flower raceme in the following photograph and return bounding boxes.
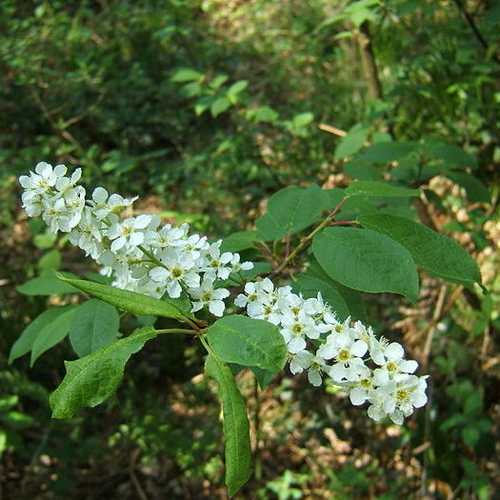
[19,162,428,424]
[235,278,428,424]
[19,162,253,316]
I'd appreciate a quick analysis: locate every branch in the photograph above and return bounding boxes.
[451,0,489,51]
[272,197,348,275]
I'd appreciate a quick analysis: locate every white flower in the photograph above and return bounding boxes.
[149,249,200,298]
[245,301,282,325]
[367,375,428,424]
[234,280,273,309]
[229,254,254,273]
[148,223,187,249]
[54,167,82,196]
[372,342,418,385]
[41,189,86,233]
[280,311,318,353]
[204,241,234,279]
[319,333,368,382]
[289,349,328,386]
[107,215,152,252]
[90,187,137,220]
[19,162,64,193]
[303,293,332,320]
[189,277,229,317]
[68,207,103,258]
[348,366,376,406]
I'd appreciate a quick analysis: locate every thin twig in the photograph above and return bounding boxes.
[155,328,199,335]
[272,197,348,275]
[451,0,489,51]
[318,123,347,137]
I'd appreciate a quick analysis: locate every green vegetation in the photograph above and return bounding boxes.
[1,0,499,498]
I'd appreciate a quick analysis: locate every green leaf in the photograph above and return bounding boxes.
[34,232,57,249]
[256,185,329,241]
[447,172,490,203]
[344,161,383,181]
[359,214,481,286]
[292,112,314,128]
[206,315,287,373]
[205,355,252,497]
[247,106,279,123]
[221,231,258,252]
[56,274,191,320]
[250,367,276,389]
[17,270,78,296]
[50,327,157,419]
[356,142,417,163]
[346,180,420,198]
[423,140,477,169]
[227,80,248,101]
[306,259,367,321]
[171,68,203,82]
[312,227,419,301]
[30,307,79,366]
[69,300,120,357]
[9,306,75,364]
[293,275,350,320]
[38,250,61,271]
[209,74,229,90]
[340,194,416,220]
[334,125,369,160]
[211,97,232,117]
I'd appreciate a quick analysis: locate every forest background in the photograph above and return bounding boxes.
[0,0,499,498]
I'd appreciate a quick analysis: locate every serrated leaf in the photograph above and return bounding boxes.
[30,306,79,366]
[359,213,481,286]
[293,275,350,320]
[256,185,330,241]
[312,227,419,302]
[9,306,75,364]
[206,315,287,373]
[56,274,191,320]
[346,180,420,198]
[50,327,157,419]
[17,270,78,296]
[69,299,120,357]
[205,355,252,497]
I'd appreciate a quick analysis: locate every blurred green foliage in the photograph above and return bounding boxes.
[1,0,499,498]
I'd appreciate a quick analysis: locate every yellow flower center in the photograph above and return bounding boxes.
[171,267,183,278]
[360,378,371,388]
[396,389,409,402]
[338,349,350,362]
[387,361,398,372]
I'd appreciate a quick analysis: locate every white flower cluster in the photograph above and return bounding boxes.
[20,162,428,424]
[235,279,428,425]
[20,162,253,317]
